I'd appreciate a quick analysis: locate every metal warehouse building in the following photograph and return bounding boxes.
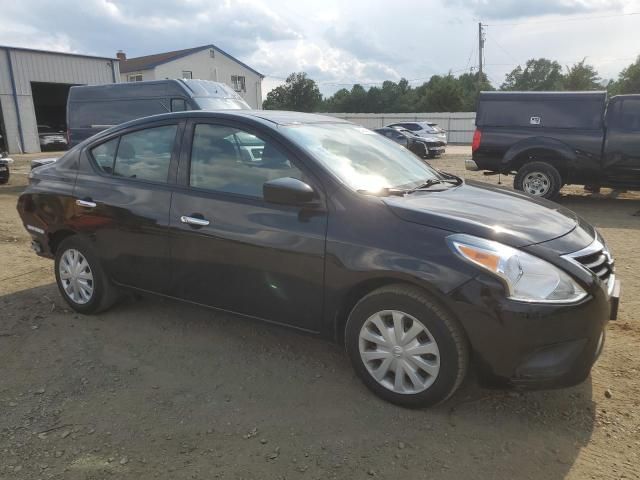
[0,46,119,154]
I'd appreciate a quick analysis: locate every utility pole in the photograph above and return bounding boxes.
[478,22,485,88]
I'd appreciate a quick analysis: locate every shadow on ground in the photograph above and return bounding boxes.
[1,283,596,479]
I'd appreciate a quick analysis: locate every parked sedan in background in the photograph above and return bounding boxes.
[38,125,68,151]
[18,110,618,408]
[374,127,428,157]
[388,126,446,158]
[0,152,13,184]
[387,121,448,145]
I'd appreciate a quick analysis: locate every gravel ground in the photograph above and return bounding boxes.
[1,149,638,480]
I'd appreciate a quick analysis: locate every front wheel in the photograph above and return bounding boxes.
[345,284,469,408]
[514,161,563,199]
[54,236,118,314]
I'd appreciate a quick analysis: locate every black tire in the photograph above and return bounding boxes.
[0,173,8,184]
[345,284,469,408]
[54,236,118,314]
[514,161,562,199]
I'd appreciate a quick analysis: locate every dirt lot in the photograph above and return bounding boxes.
[1,149,638,480]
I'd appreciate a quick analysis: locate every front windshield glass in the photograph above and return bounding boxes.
[195,97,250,110]
[281,123,439,192]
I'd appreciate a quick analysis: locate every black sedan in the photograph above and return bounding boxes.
[17,110,619,407]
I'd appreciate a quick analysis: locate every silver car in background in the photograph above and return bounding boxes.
[386,121,448,145]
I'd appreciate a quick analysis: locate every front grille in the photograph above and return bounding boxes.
[564,239,615,289]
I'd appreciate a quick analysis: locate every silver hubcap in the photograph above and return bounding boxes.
[523,171,551,196]
[59,249,94,304]
[359,310,440,394]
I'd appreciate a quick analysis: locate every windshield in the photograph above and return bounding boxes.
[281,123,439,192]
[195,97,251,110]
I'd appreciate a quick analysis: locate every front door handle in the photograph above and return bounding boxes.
[76,199,97,208]
[180,215,210,227]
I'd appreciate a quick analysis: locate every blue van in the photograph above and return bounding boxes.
[66,79,250,146]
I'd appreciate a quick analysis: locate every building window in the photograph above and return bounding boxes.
[182,71,193,79]
[127,73,143,82]
[231,75,246,92]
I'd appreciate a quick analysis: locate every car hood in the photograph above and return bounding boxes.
[383,180,590,248]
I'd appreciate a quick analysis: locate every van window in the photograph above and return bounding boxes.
[112,125,177,183]
[477,99,603,129]
[68,99,169,128]
[171,98,187,112]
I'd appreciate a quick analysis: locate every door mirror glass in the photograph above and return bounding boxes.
[263,177,315,205]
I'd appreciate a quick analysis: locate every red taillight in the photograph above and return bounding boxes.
[471,129,482,152]
[66,130,71,145]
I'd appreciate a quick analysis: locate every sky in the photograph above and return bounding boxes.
[1,0,640,97]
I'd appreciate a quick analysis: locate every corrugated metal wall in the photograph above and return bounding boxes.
[0,47,119,153]
[327,112,477,144]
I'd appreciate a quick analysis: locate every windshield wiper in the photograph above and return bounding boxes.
[405,178,444,193]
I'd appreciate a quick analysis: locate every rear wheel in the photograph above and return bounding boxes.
[345,284,469,408]
[54,236,118,314]
[514,161,562,199]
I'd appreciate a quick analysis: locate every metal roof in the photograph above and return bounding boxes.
[0,44,117,61]
[119,44,263,77]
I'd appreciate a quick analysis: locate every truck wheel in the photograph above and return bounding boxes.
[345,284,469,408]
[514,162,562,199]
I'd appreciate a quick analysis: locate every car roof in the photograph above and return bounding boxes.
[82,110,352,147]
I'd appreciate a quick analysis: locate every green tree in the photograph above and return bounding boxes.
[501,58,564,91]
[263,72,322,112]
[564,59,602,90]
[458,72,494,110]
[614,56,640,94]
[416,75,464,112]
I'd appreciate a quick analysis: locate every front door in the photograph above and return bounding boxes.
[168,121,327,331]
[603,96,640,185]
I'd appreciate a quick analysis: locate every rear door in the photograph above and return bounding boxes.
[168,119,327,331]
[73,120,183,293]
[603,96,640,183]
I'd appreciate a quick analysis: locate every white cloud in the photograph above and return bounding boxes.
[1,0,639,97]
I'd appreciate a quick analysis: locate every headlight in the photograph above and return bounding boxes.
[448,234,587,303]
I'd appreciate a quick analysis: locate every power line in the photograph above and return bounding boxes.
[485,11,640,27]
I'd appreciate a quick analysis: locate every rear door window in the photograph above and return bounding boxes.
[618,99,640,132]
[113,125,177,182]
[90,137,119,174]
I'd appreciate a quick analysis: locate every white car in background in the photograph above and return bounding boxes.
[386,121,448,145]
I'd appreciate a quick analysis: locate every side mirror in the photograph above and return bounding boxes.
[263,177,316,206]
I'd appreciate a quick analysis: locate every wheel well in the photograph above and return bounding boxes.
[333,278,440,345]
[48,229,76,255]
[511,150,567,181]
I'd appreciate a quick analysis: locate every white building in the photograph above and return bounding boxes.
[118,45,264,109]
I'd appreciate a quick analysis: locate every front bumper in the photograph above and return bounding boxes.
[449,275,618,389]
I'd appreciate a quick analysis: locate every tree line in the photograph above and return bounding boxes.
[263,56,640,113]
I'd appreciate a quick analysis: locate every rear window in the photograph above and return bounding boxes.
[477,98,604,129]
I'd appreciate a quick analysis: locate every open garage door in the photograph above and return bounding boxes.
[0,99,7,152]
[31,82,76,152]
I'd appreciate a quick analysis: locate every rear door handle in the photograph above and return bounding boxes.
[180,215,210,227]
[76,199,97,208]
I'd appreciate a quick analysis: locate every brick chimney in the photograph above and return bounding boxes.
[116,50,126,61]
